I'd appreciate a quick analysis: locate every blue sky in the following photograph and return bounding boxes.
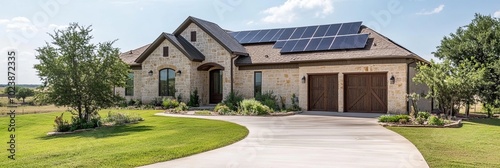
[1,0,499,84]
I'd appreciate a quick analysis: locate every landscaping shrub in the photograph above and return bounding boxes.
[428,116,445,126]
[214,103,233,115]
[415,117,426,125]
[239,99,271,115]
[162,98,180,109]
[128,99,136,106]
[102,111,144,125]
[69,116,101,131]
[188,89,200,107]
[256,90,279,110]
[171,102,188,113]
[150,97,163,106]
[222,91,243,111]
[288,93,301,111]
[417,111,431,120]
[134,99,142,107]
[378,114,410,123]
[54,113,71,132]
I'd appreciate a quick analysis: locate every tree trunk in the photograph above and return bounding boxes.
[465,102,470,118]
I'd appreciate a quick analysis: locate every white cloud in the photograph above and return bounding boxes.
[494,10,500,18]
[416,4,445,15]
[0,16,38,33]
[261,0,334,24]
[246,21,255,25]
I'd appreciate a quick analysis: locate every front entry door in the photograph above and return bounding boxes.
[209,70,223,104]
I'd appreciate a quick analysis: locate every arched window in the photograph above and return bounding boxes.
[159,68,175,96]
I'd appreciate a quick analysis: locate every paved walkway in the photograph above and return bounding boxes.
[140,112,428,168]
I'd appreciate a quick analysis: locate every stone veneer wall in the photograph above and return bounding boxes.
[298,63,408,113]
[234,63,407,113]
[234,67,300,107]
[179,23,233,105]
[114,69,142,101]
[139,39,192,103]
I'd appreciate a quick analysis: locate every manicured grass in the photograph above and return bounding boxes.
[388,119,500,168]
[0,110,248,168]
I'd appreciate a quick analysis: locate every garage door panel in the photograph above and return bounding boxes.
[308,74,338,111]
[345,73,387,113]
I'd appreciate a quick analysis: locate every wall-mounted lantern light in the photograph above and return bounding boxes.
[148,70,153,76]
[390,75,395,84]
[176,70,182,75]
[302,76,306,83]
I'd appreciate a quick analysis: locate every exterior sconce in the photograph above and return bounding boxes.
[390,75,395,84]
[148,70,153,76]
[176,70,182,75]
[302,76,306,83]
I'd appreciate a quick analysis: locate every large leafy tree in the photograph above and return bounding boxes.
[433,13,500,116]
[35,23,129,123]
[16,87,35,103]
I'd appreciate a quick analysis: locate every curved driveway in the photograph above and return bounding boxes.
[141,112,428,168]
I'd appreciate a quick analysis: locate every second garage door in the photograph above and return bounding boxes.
[308,74,338,111]
[345,73,388,113]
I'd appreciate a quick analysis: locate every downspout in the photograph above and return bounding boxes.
[230,55,238,93]
[406,59,416,114]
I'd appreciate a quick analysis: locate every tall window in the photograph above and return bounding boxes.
[163,46,169,57]
[159,68,176,96]
[125,72,134,96]
[191,31,197,42]
[254,71,262,97]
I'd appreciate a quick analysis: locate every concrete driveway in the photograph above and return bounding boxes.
[140,112,428,168]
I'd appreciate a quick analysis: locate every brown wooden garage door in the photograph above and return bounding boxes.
[308,74,338,111]
[345,73,387,113]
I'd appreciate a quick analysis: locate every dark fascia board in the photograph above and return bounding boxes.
[135,32,204,63]
[172,16,249,56]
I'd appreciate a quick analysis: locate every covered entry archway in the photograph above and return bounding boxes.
[198,62,225,104]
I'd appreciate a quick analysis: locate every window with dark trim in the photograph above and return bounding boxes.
[254,71,262,97]
[191,31,197,42]
[159,68,175,96]
[125,72,134,96]
[163,46,169,57]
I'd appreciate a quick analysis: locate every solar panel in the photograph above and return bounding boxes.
[330,34,369,50]
[304,38,322,51]
[278,28,295,40]
[280,40,298,53]
[313,25,330,37]
[233,31,250,42]
[250,30,270,43]
[260,29,280,42]
[240,30,260,43]
[301,26,318,38]
[290,27,306,39]
[337,22,362,35]
[229,32,239,37]
[291,39,310,52]
[273,40,286,48]
[270,29,285,41]
[325,24,341,36]
[316,37,334,50]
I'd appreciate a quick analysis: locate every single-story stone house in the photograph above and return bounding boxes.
[116,16,432,113]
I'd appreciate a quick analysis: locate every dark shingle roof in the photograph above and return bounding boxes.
[135,33,205,63]
[120,44,150,66]
[234,26,428,66]
[173,16,248,56]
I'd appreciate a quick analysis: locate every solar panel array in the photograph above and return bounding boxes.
[229,22,369,53]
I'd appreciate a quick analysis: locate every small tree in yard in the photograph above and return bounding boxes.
[34,23,129,126]
[16,87,35,103]
[413,60,484,119]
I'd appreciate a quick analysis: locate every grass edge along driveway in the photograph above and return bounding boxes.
[0,110,249,168]
[388,119,500,168]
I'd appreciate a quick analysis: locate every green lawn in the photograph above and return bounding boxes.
[0,110,248,168]
[388,119,500,168]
